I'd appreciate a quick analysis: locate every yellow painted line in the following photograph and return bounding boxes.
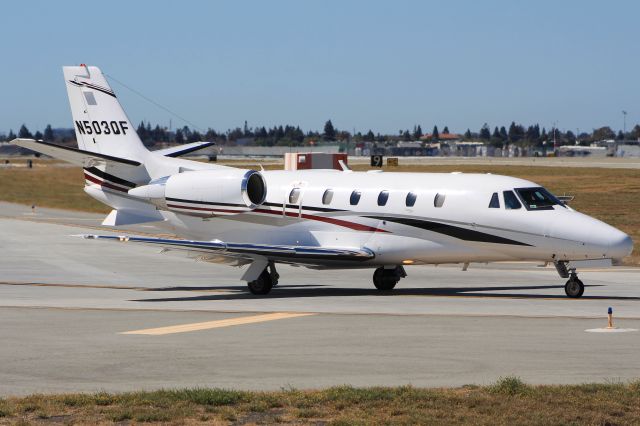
[120,312,315,335]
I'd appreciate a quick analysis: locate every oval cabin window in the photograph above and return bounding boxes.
[322,189,334,205]
[289,188,301,204]
[434,193,445,208]
[377,190,389,206]
[350,190,361,205]
[406,192,417,207]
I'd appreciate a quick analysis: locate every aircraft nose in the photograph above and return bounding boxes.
[608,233,633,260]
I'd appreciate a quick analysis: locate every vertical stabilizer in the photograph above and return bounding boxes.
[63,65,148,162]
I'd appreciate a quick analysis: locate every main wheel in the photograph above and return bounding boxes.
[564,278,584,298]
[373,267,398,291]
[248,270,273,295]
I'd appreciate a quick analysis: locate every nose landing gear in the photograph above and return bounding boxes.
[554,261,584,298]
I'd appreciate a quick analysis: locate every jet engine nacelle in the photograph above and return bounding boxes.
[129,169,267,216]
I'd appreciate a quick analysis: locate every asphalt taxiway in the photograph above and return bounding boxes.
[0,202,638,395]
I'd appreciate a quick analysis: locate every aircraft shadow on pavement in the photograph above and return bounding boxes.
[131,283,640,302]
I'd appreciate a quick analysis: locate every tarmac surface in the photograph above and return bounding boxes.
[0,202,639,396]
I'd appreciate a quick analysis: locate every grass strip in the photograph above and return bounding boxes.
[0,378,639,424]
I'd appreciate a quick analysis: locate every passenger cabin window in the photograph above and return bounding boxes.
[489,192,500,208]
[503,191,522,209]
[377,190,389,206]
[515,187,563,211]
[406,192,417,207]
[322,189,334,205]
[434,193,445,208]
[350,190,362,205]
[289,188,301,204]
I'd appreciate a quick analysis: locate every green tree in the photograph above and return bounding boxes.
[323,120,336,140]
[442,126,449,134]
[592,126,615,141]
[175,128,184,144]
[413,124,423,139]
[508,122,525,143]
[479,123,491,141]
[499,126,508,141]
[34,131,43,140]
[43,124,54,141]
[491,126,501,142]
[7,129,16,140]
[18,124,32,139]
[464,129,472,140]
[432,125,439,141]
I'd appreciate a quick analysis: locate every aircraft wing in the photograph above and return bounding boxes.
[152,141,216,158]
[11,139,141,167]
[79,234,375,264]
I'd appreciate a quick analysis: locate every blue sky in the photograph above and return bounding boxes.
[1,0,638,135]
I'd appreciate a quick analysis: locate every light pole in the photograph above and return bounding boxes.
[622,110,627,139]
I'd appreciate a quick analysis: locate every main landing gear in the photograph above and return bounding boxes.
[247,261,279,295]
[554,261,584,298]
[372,266,407,291]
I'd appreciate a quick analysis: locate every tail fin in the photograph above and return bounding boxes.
[63,65,148,162]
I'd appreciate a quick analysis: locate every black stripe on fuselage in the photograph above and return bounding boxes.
[166,199,345,212]
[365,216,532,246]
[262,201,343,213]
[165,197,246,208]
[83,167,137,188]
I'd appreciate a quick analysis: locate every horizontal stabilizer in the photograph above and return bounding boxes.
[79,234,375,263]
[11,139,141,167]
[153,141,216,158]
[101,209,165,226]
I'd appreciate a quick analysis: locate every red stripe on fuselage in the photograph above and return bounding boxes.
[253,208,387,233]
[84,173,128,193]
[166,203,386,232]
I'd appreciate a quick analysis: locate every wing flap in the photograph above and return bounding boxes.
[79,234,374,262]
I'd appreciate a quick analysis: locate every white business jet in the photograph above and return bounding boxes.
[13,65,633,297]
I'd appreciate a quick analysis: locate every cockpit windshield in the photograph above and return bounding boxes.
[515,187,564,211]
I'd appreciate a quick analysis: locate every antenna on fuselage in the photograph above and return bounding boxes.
[338,160,352,172]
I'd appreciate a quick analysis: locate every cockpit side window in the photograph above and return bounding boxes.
[503,191,522,210]
[515,187,563,211]
[489,192,500,208]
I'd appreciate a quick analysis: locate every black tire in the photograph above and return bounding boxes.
[248,270,273,295]
[373,267,398,291]
[564,278,584,298]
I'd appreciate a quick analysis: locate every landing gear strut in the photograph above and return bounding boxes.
[554,261,584,298]
[247,261,279,295]
[372,266,406,291]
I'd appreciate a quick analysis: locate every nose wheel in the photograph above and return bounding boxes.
[555,262,584,298]
[564,275,584,298]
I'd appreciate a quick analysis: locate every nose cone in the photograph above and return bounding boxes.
[608,233,633,260]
